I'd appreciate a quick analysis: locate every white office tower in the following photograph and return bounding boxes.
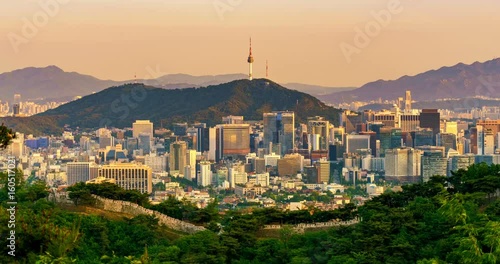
[186,149,197,178]
[198,161,213,187]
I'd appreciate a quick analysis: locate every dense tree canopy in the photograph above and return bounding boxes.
[1,163,499,263]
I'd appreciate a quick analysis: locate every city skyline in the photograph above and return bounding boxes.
[2,0,500,87]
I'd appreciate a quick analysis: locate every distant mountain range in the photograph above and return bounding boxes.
[322,58,500,104]
[0,66,352,102]
[2,57,500,109]
[358,98,500,112]
[1,79,341,135]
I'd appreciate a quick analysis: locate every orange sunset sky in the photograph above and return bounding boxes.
[1,0,500,87]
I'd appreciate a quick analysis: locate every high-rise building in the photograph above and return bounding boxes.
[445,121,458,136]
[342,110,363,134]
[414,128,434,147]
[197,161,213,187]
[9,133,25,158]
[98,163,152,193]
[346,135,371,154]
[405,90,412,111]
[277,153,303,177]
[263,111,295,156]
[248,173,270,187]
[307,116,330,150]
[173,123,188,136]
[476,120,500,149]
[374,111,397,128]
[477,125,495,155]
[97,128,114,149]
[421,150,448,182]
[384,148,422,183]
[194,123,209,153]
[12,104,20,116]
[399,113,420,132]
[437,133,457,153]
[169,141,187,174]
[132,120,153,138]
[144,155,168,172]
[420,109,440,145]
[138,133,152,154]
[221,124,250,157]
[186,149,197,178]
[317,159,330,184]
[79,136,91,151]
[379,128,402,156]
[67,162,99,186]
[449,155,475,176]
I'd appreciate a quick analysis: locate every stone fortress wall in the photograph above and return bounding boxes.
[91,195,206,234]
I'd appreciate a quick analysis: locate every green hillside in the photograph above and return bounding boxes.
[4,79,341,135]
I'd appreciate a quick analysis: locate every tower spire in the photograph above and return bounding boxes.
[247,37,254,81]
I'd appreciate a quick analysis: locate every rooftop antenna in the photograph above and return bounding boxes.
[266,60,268,78]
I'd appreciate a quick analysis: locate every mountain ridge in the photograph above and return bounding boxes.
[0,66,350,101]
[1,79,341,135]
[324,58,500,104]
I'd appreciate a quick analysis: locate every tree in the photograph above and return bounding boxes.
[26,180,50,202]
[0,123,15,149]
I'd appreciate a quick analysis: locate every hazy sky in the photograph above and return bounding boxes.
[2,0,500,87]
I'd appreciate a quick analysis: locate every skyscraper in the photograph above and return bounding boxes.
[384,148,422,183]
[194,123,209,152]
[169,141,187,174]
[421,150,448,182]
[138,133,152,154]
[263,111,295,156]
[477,125,495,155]
[437,133,457,153]
[98,128,114,149]
[307,116,330,150]
[197,161,213,187]
[132,120,153,138]
[405,90,412,111]
[346,135,371,154]
[399,113,420,132]
[186,149,197,178]
[476,120,500,149]
[420,109,440,145]
[317,159,330,184]
[222,124,251,157]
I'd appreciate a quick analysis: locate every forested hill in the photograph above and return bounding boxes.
[2,79,341,135]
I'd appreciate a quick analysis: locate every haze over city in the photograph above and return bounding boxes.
[2,0,500,87]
